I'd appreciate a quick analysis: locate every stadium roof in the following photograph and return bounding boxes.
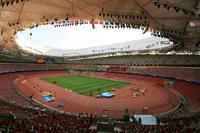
[0,0,200,57]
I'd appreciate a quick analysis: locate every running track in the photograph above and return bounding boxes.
[14,71,179,118]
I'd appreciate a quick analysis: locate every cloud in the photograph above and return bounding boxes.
[16,33,50,54]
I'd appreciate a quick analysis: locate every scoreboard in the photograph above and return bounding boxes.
[37,59,54,64]
[37,59,45,63]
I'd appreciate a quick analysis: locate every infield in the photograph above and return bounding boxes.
[41,75,131,96]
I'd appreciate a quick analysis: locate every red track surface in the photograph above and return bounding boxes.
[15,71,179,118]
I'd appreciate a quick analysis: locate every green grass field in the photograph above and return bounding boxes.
[41,75,131,96]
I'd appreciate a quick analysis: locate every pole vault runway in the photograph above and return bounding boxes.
[15,71,179,118]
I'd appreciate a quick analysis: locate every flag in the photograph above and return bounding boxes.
[84,20,88,24]
[104,21,109,26]
[70,20,74,23]
[75,20,79,24]
[66,20,70,24]
[140,26,145,30]
[94,21,98,24]
[148,27,152,32]
[135,26,140,29]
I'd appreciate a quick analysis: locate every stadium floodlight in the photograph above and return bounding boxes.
[182,9,188,14]
[6,1,9,6]
[154,2,158,6]
[174,7,179,13]
[11,0,14,5]
[2,2,5,7]
[192,12,195,17]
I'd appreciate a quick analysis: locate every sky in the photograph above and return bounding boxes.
[16,23,153,51]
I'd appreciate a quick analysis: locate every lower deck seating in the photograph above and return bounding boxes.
[0,74,37,108]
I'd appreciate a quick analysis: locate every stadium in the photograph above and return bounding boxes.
[0,0,200,132]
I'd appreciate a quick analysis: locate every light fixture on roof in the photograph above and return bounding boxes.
[173,7,179,12]
[182,9,188,14]
[167,7,170,11]
[191,12,195,17]
[154,2,158,6]
[2,2,5,7]
[11,0,14,5]
[6,1,9,6]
